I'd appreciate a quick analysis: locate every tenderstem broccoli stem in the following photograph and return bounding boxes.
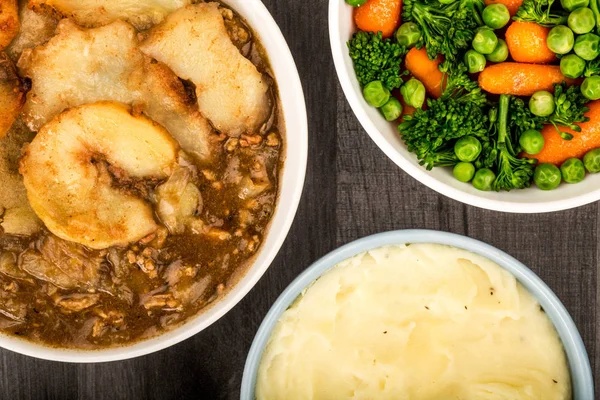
[497,94,510,146]
[468,1,485,27]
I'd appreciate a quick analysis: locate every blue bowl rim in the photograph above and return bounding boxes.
[241,229,594,399]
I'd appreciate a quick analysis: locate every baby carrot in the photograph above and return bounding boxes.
[404,47,444,99]
[398,95,417,122]
[478,63,575,96]
[484,0,523,15]
[505,22,556,64]
[354,0,402,38]
[527,100,600,165]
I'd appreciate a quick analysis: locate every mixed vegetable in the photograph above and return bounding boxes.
[346,0,600,191]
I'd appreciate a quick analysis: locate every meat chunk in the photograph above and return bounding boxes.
[54,293,100,313]
[0,250,28,280]
[162,261,210,305]
[0,292,26,328]
[19,236,105,289]
[18,19,215,162]
[0,0,19,51]
[140,3,271,136]
[20,250,79,289]
[0,53,24,137]
[155,166,203,235]
[28,0,191,30]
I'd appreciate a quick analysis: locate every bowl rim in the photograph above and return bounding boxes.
[328,0,600,213]
[241,229,594,399]
[0,0,308,363]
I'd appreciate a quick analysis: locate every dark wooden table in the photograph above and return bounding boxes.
[1,1,598,398]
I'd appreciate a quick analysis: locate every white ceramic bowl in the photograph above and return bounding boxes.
[241,230,594,399]
[0,0,307,362]
[329,1,600,213]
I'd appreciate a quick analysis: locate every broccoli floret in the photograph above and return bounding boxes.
[545,82,590,139]
[508,97,543,137]
[460,0,485,24]
[399,97,488,170]
[402,0,483,63]
[584,59,600,77]
[506,83,588,141]
[438,61,487,105]
[347,31,407,89]
[514,0,568,27]
[491,95,537,191]
[398,68,488,170]
[475,108,499,170]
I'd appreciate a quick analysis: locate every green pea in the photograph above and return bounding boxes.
[560,158,586,183]
[568,7,596,34]
[472,168,496,191]
[454,136,482,162]
[345,0,368,6]
[561,0,589,11]
[529,91,555,117]
[583,76,600,100]
[464,50,487,73]
[583,148,600,172]
[453,162,476,182]
[486,39,509,62]
[400,78,426,108]
[380,97,403,121]
[395,22,422,47]
[534,163,562,190]
[581,76,600,100]
[519,129,545,155]
[574,33,600,60]
[546,25,575,54]
[363,81,390,107]
[482,4,510,29]
[560,54,586,78]
[472,27,498,55]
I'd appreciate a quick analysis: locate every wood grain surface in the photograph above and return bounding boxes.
[1,0,597,398]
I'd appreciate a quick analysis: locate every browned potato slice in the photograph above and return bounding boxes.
[28,0,191,30]
[6,0,57,62]
[140,3,271,136]
[0,53,24,138]
[0,0,19,51]
[18,19,215,161]
[20,102,178,249]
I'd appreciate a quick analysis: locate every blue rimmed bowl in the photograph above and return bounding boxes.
[241,229,594,399]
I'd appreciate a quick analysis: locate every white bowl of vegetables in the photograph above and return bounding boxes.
[329,0,600,213]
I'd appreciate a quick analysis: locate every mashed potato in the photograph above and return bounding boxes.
[256,244,571,400]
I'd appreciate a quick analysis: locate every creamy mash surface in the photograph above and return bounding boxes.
[256,244,571,400]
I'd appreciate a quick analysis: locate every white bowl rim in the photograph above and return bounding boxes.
[241,229,594,399]
[0,0,308,363]
[328,0,600,213]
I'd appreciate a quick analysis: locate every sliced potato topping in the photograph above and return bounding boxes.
[0,0,19,51]
[28,0,192,30]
